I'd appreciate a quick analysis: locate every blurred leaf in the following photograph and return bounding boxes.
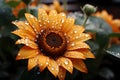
[6,1,20,8]
[18,8,26,18]
[22,0,31,5]
[105,44,120,59]
[109,33,120,37]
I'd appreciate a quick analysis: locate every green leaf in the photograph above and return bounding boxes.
[6,1,20,8]
[105,44,120,59]
[18,8,26,18]
[109,33,120,37]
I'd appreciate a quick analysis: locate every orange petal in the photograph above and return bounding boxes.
[38,55,49,71]
[67,41,90,50]
[12,21,35,36]
[12,29,35,41]
[71,59,88,73]
[38,9,49,28]
[62,18,75,33]
[16,38,38,49]
[57,57,73,73]
[25,13,41,33]
[48,10,59,29]
[28,56,38,70]
[47,59,59,77]
[64,51,86,59]
[77,49,95,58]
[56,13,66,29]
[58,66,66,80]
[16,46,38,60]
[68,33,91,42]
[67,25,85,36]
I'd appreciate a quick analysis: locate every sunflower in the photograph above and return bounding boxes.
[94,10,120,44]
[12,9,95,80]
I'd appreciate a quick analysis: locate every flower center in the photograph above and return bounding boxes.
[36,29,67,59]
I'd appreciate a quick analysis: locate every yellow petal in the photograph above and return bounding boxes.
[38,55,49,71]
[12,21,35,36]
[71,59,88,73]
[38,9,49,28]
[16,38,38,49]
[28,56,38,70]
[49,10,59,29]
[47,59,59,77]
[58,66,66,80]
[62,18,75,33]
[56,13,66,29]
[77,49,95,58]
[64,51,86,59]
[25,13,41,33]
[12,29,35,41]
[67,41,90,50]
[16,46,38,60]
[57,57,73,73]
[68,33,91,42]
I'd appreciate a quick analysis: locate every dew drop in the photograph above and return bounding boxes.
[51,67,54,70]
[73,30,77,34]
[75,36,79,39]
[64,60,69,65]
[71,43,75,46]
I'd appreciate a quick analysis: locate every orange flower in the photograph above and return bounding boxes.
[94,10,120,44]
[12,1,26,17]
[40,0,64,13]
[12,9,95,80]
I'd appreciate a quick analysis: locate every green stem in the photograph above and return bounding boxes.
[82,15,89,27]
[63,0,67,13]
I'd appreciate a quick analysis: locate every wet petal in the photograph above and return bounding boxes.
[25,13,41,33]
[58,66,66,80]
[49,10,58,29]
[68,33,91,42]
[56,13,66,29]
[62,18,75,33]
[47,59,59,77]
[28,56,38,70]
[77,49,95,58]
[38,9,49,28]
[16,46,38,60]
[38,55,49,71]
[57,57,73,73]
[16,38,38,49]
[12,21,35,36]
[67,41,90,50]
[64,51,86,59]
[12,29,35,41]
[71,59,88,73]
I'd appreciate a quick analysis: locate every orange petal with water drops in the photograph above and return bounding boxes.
[71,59,88,73]
[56,12,66,29]
[12,21,35,36]
[67,41,90,50]
[77,49,95,58]
[64,51,86,59]
[62,18,75,33]
[16,38,38,49]
[28,56,38,70]
[48,10,59,29]
[58,66,66,80]
[16,46,38,60]
[57,57,73,73]
[25,13,41,33]
[38,9,49,28]
[47,59,59,77]
[38,55,49,71]
[12,29,35,41]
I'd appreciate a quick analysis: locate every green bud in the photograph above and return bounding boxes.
[82,4,97,16]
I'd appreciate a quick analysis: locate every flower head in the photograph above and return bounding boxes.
[94,10,120,44]
[12,9,95,80]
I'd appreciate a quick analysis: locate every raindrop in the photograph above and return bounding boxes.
[61,19,64,23]
[73,30,77,34]
[25,22,29,25]
[75,36,79,39]
[71,43,75,46]
[46,62,49,65]
[64,60,69,65]
[30,15,34,18]
[51,67,54,70]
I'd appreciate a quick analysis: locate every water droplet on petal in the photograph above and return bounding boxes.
[64,60,69,65]
[51,67,54,70]
[73,30,77,34]
[71,43,75,46]
[75,36,79,39]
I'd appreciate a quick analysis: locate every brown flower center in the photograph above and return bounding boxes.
[36,28,67,59]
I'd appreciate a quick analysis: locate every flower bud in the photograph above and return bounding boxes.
[82,4,97,16]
